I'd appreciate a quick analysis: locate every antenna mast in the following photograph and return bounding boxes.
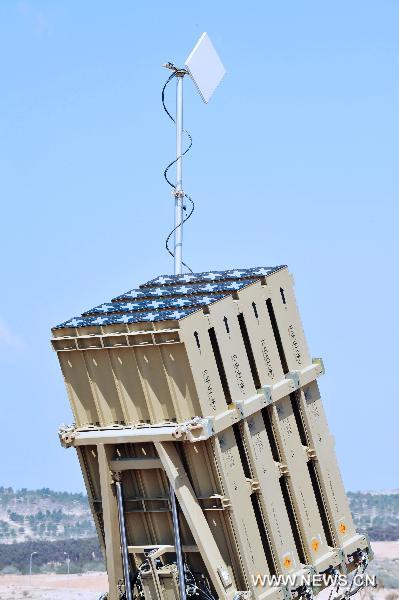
[163,32,226,276]
[174,69,185,275]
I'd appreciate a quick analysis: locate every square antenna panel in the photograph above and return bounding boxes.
[185,32,226,103]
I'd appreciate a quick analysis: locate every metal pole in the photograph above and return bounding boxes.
[174,73,184,275]
[169,484,186,600]
[64,552,70,578]
[115,479,133,600]
[29,551,36,586]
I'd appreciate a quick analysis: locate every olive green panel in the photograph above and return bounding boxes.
[76,446,104,546]
[119,443,174,548]
[236,282,285,386]
[241,414,301,574]
[208,296,257,402]
[84,350,125,424]
[158,343,202,420]
[269,397,339,572]
[179,310,229,416]
[108,347,151,424]
[212,429,272,597]
[183,441,244,590]
[58,351,99,426]
[130,346,175,423]
[298,381,357,546]
[263,271,312,371]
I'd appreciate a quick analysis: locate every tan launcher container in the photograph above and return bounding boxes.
[52,266,371,600]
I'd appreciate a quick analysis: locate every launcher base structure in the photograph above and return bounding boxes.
[52,266,372,600]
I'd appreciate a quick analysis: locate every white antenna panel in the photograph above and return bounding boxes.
[185,32,226,103]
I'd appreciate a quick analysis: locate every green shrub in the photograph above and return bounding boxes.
[0,565,21,575]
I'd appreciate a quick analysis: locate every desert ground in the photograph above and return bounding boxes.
[0,542,397,600]
[0,572,108,599]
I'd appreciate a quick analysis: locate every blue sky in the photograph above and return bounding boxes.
[0,1,398,493]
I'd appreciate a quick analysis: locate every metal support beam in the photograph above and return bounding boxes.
[61,425,186,447]
[110,457,162,471]
[97,445,123,600]
[156,441,235,600]
[59,418,214,448]
[169,483,187,600]
[115,477,133,600]
[128,544,198,556]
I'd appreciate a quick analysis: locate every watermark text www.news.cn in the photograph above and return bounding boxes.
[251,573,376,588]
